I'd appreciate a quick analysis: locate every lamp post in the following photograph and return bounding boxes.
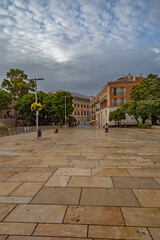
[61,96,69,126]
[29,78,44,139]
[125,104,127,128]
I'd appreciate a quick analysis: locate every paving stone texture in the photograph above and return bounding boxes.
[0,127,160,239]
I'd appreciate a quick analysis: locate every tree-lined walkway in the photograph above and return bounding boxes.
[0,127,159,239]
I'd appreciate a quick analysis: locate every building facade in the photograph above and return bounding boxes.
[0,101,18,127]
[47,90,91,123]
[70,92,91,123]
[91,73,143,126]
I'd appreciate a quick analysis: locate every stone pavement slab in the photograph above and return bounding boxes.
[27,167,57,172]
[33,223,87,237]
[69,160,99,166]
[100,160,131,167]
[31,187,81,205]
[7,172,52,182]
[122,207,160,227]
[88,225,152,239]
[64,206,124,225]
[112,176,160,189]
[0,196,32,203]
[54,168,91,176]
[154,177,160,184]
[0,222,36,235]
[0,203,16,221]
[4,204,67,223]
[0,166,29,172]
[80,188,140,206]
[92,168,129,176]
[10,182,43,196]
[68,176,113,188]
[148,228,160,240]
[0,172,16,181]
[45,176,70,187]
[127,168,160,177]
[0,236,7,240]
[0,182,21,196]
[39,159,70,166]
[133,189,160,207]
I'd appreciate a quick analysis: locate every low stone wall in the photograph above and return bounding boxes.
[0,125,54,137]
[0,118,16,127]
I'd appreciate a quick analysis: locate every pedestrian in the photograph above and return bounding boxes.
[105,123,108,132]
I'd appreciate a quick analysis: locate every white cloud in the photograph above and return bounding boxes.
[153,48,160,54]
[0,0,160,93]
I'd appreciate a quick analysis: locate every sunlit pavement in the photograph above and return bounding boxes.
[0,126,160,240]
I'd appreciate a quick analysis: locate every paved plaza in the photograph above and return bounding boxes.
[0,127,160,240]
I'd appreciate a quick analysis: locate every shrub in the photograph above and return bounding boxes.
[137,124,152,129]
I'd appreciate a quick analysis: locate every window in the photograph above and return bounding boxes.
[81,112,83,116]
[113,98,118,106]
[84,105,86,108]
[120,87,125,95]
[75,111,76,116]
[74,104,76,107]
[87,112,89,115]
[78,111,79,116]
[84,112,86,116]
[113,88,117,95]
[81,104,83,108]
[87,105,89,108]
[78,104,79,107]
[120,98,125,106]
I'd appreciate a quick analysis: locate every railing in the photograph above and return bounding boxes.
[0,125,54,137]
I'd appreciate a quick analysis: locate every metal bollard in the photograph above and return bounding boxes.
[38,128,42,138]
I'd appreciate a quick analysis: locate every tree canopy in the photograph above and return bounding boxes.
[14,91,48,125]
[0,90,12,111]
[109,107,125,126]
[130,74,160,124]
[1,69,35,100]
[130,74,160,101]
[15,91,74,125]
[43,91,74,124]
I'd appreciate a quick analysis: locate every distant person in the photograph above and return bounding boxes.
[105,123,108,133]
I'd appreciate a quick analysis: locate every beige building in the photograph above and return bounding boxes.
[47,90,91,123]
[91,74,143,126]
[70,92,91,123]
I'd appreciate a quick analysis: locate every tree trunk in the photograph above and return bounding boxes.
[151,116,157,125]
[136,119,139,126]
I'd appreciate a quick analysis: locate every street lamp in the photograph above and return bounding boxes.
[125,104,127,128]
[29,78,44,139]
[61,96,69,126]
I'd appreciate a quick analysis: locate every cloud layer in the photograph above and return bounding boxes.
[0,0,160,95]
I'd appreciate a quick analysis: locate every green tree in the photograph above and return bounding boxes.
[109,110,117,126]
[14,91,48,125]
[1,69,35,100]
[109,108,125,126]
[120,101,140,125]
[43,91,74,124]
[137,99,160,124]
[0,90,12,110]
[130,74,160,125]
[130,74,160,101]
[137,100,151,124]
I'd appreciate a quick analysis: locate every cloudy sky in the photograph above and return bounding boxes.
[0,0,160,96]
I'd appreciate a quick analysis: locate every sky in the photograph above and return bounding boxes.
[0,0,160,96]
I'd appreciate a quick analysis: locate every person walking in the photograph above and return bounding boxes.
[105,123,109,133]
